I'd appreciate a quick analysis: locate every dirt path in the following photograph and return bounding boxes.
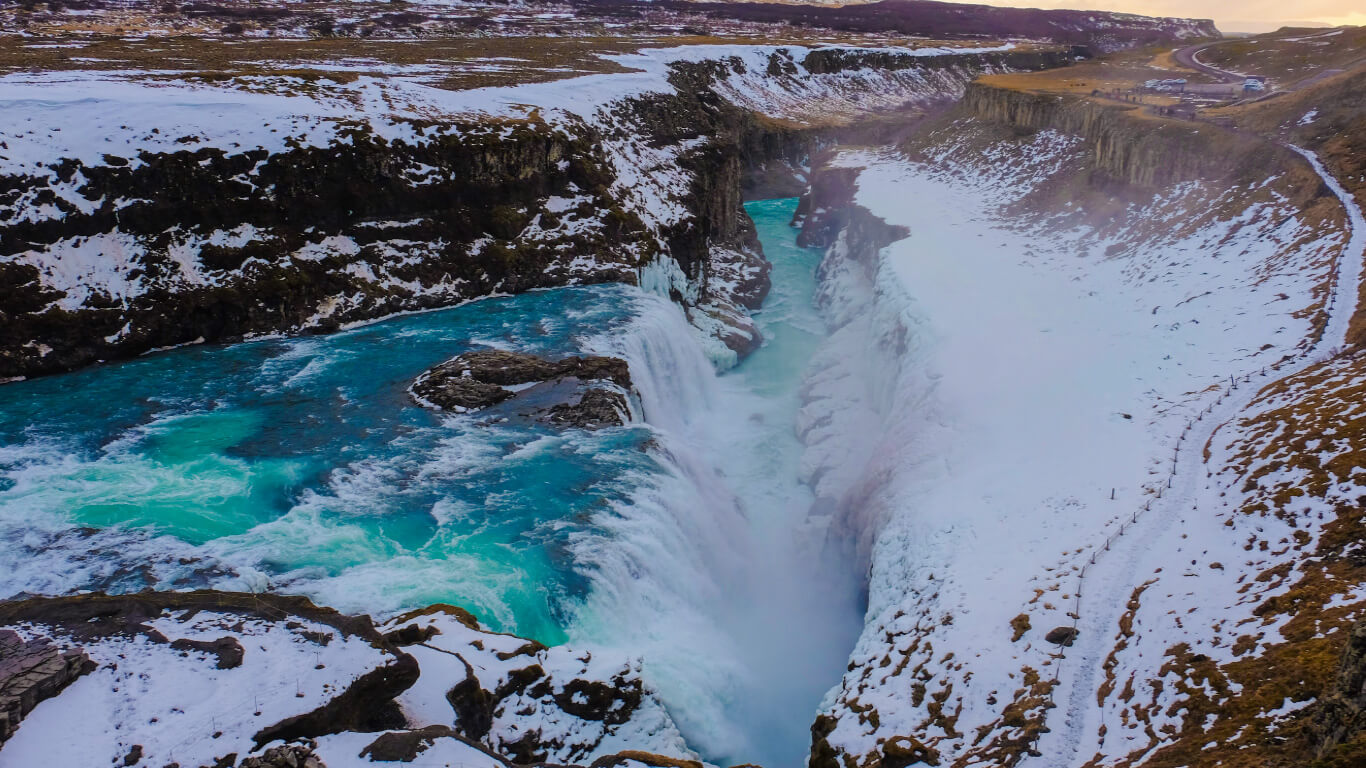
[1032,144,1366,766]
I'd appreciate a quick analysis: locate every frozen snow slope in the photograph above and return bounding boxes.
[801,118,1359,767]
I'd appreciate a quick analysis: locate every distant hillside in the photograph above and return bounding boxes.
[572,0,1220,51]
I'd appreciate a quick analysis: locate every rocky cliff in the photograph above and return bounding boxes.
[959,81,1297,189]
[1,118,651,379]
[0,43,1081,381]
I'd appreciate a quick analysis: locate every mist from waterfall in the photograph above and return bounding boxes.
[570,198,865,768]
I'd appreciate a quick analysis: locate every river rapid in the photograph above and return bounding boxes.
[0,198,862,767]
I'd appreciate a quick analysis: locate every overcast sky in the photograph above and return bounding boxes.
[952,0,1365,33]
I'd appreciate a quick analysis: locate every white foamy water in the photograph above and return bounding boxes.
[571,200,862,767]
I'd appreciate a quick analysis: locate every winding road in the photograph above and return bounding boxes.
[1172,40,1246,83]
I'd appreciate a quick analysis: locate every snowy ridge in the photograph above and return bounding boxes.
[4,608,395,768]
[1,595,697,768]
[800,123,1353,767]
[0,42,1044,379]
[379,608,696,765]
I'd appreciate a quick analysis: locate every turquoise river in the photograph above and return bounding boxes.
[0,198,863,767]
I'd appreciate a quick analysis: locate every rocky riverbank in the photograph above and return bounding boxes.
[1,42,1090,382]
[0,590,699,768]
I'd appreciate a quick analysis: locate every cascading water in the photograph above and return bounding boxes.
[0,198,864,767]
[572,199,865,767]
[0,285,661,643]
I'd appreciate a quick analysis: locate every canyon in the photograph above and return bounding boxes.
[3,3,1366,768]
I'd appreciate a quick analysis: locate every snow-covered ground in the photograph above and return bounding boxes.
[1043,144,1366,766]
[1,598,696,768]
[800,124,1355,765]
[0,42,1025,374]
[3,609,397,768]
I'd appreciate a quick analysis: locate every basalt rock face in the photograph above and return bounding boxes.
[411,349,632,427]
[0,630,93,745]
[0,56,792,381]
[0,118,656,381]
[1314,617,1366,758]
[604,60,783,330]
[799,46,1088,78]
[795,163,908,265]
[959,82,1304,190]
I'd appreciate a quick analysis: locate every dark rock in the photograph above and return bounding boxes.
[493,665,546,701]
[808,713,840,768]
[360,725,459,762]
[411,349,632,428]
[446,655,495,741]
[1044,626,1080,647]
[122,744,143,766]
[546,386,629,428]
[0,591,381,646]
[387,604,480,632]
[254,652,418,745]
[881,734,940,767]
[238,742,325,768]
[411,375,513,411]
[1313,616,1366,757]
[493,640,546,661]
[587,750,704,768]
[552,676,642,726]
[499,729,552,765]
[381,623,440,647]
[170,636,245,669]
[0,628,94,744]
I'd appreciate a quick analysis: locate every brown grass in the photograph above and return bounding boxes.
[0,29,1026,92]
[1197,27,1366,87]
[1114,354,1366,767]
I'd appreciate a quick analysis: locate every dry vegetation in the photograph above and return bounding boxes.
[1198,26,1366,88]
[980,44,1220,97]
[0,0,1026,91]
[1110,353,1366,768]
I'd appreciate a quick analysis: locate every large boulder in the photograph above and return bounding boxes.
[378,607,694,766]
[1044,626,1080,647]
[410,349,632,427]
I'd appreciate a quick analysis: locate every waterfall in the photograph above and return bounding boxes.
[571,204,864,767]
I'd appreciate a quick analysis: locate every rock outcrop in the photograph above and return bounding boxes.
[411,349,632,427]
[239,742,326,768]
[0,629,93,745]
[0,591,694,768]
[377,606,689,766]
[1314,617,1366,757]
[959,81,1300,189]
